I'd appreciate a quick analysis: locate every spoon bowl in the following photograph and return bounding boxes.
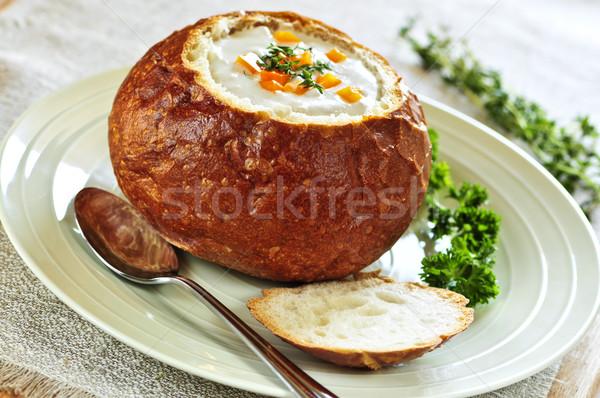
[74,187,337,398]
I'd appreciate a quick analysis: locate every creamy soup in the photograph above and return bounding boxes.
[207,26,379,120]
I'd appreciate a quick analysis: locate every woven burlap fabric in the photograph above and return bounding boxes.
[1,0,598,396]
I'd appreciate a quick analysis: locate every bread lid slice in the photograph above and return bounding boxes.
[247,272,474,369]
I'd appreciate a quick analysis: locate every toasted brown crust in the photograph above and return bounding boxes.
[247,273,474,369]
[109,11,431,282]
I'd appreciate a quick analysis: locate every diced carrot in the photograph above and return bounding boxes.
[259,79,285,92]
[315,73,342,89]
[260,70,290,85]
[284,81,310,95]
[326,48,347,63]
[273,31,301,43]
[235,53,262,74]
[297,51,312,67]
[336,86,362,103]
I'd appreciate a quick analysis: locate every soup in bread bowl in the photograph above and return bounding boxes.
[108,11,431,282]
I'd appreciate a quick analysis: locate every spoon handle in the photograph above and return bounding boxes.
[171,275,338,398]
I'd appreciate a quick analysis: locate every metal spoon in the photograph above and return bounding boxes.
[74,187,337,398]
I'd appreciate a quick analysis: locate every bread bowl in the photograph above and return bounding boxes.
[108,11,431,282]
[247,272,474,369]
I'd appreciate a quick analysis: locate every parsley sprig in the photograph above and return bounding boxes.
[257,44,333,93]
[420,129,501,307]
[400,20,600,217]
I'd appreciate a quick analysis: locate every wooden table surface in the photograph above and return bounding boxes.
[547,311,600,398]
[1,312,598,397]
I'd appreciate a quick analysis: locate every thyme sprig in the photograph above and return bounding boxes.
[400,20,600,217]
[257,44,333,93]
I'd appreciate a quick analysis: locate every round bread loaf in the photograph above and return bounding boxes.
[108,11,431,282]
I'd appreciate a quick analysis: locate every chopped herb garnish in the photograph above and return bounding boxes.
[257,43,333,94]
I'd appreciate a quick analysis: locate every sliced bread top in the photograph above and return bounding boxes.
[247,272,474,369]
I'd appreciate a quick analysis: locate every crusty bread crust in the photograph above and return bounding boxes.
[247,272,474,369]
[109,11,431,282]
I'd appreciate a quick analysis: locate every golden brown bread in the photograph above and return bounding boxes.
[108,11,431,282]
[247,272,474,369]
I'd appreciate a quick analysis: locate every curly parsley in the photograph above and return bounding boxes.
[420,129,501,307]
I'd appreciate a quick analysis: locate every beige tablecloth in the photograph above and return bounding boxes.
[1,0,598,396]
